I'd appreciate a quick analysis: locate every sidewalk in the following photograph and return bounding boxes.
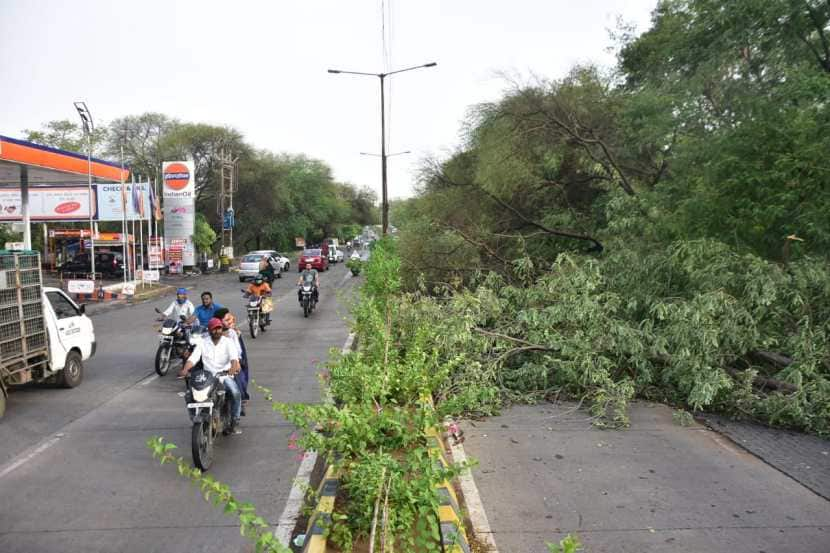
[458,401,830,553]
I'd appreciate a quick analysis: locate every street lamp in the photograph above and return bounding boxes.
[328,62,436,235]
[74,101,96,278]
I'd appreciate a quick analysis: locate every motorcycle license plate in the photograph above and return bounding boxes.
[187,402,213,409]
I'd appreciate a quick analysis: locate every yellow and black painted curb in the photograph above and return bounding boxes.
[296,397,471,552]
[301,464,340,553]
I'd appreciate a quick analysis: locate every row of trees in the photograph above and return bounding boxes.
[390,0,830,435]
[22,113,378,252]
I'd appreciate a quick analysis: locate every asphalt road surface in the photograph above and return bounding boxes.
[0,262,357,553]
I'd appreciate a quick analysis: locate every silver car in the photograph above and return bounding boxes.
[238,250,278,282]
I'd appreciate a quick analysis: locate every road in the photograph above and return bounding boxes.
[0,261,356,553]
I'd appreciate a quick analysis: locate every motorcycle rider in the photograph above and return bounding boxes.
[160,288,196,322]
[259,253,280,283]
[214,307,250,416]
[194,291,223,328]
[297,262,320,305]
[179,317,243,434]
[245,275,273,325]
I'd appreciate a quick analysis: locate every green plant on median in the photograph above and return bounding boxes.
[547,534,583,553]
[146,437,290,553]
[346,256,363,276]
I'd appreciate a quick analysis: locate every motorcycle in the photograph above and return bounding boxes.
[299,283,316,318]
[242,290,267,339]
[154,308,192,376]
[184,367,232,471]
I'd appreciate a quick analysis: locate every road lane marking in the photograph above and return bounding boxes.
[139,374,159,387]
[0,434,63,480]
[273,332,355,545]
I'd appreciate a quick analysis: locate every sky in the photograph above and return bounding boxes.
[0,0,657,200]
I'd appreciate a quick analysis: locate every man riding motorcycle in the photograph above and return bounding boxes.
[194,291,223,328]
[297,262,320,305]
[245,275,273,325]
[160,288,196,323]
[179,317,243,434]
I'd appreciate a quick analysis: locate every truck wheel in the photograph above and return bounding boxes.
[59,351,83,388]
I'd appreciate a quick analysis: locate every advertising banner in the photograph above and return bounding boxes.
[148,237,164,269]
[96,182,151,221]
[67,280,95,294]
[0,186,94,221]
[162,161,195,266]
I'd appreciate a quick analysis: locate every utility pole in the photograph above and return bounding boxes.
[217,150,238,264]
[328,62,437,235]
[74,101,96,277]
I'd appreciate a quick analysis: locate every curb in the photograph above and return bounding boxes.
[300,465,340,553]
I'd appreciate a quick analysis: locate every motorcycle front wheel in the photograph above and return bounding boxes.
[249,312,259,339]
[303,299,310,318]
[155,344,172,376]
[192,419,213,471]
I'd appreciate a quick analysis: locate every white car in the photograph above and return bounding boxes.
[327,246,344,263]
[238,250,281,281]
[273,252,291,271]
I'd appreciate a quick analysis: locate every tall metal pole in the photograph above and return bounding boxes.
[380,74,388,236]
[120,143,127,286]
[86,130,96,277]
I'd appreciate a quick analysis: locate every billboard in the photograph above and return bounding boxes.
[0,186,94,221]
[96,182,151,221]
[162,161,195,266]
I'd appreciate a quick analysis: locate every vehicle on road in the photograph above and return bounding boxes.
[241,289,267,338]
[59,251,124,278]
[273,252,290,272]
[153,308,193,376]
[238,250,282,282]
[0,251,96,419]
[299,282,316,318]
[328,246,344,263]
[297,248,328,272]
[184,367,233,471]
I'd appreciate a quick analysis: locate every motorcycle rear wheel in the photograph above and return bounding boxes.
[192,420,213,471]
[155,345,172,376]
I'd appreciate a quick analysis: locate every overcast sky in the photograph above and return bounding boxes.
[1,0,656,199]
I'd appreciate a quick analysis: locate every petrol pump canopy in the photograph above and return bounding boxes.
[0,135,129,184]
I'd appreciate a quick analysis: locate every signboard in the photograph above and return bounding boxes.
[167,238,186,274]
[96,182,152,221]
[139,269,160,282]
[162,161,195,266]
[4,242,24,251]
[0,186,94,221]
[148,238,164,269]
[122,283,136,296]
[295,237,306,248]
[67,280,95,294]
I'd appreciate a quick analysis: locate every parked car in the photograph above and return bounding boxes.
[298,248,329,272]
[59,252,124,278]
[328,246,344,263]
[238,250,279,282]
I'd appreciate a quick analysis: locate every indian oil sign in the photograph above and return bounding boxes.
[162,161,195,266]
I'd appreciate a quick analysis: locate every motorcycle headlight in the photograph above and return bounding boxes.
[192,387,210,402]
[161,327,173,335]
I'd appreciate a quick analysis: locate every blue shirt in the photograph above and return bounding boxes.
[194,302,223,327]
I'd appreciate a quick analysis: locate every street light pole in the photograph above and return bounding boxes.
[74,102,96,278]
[328,62,436,235]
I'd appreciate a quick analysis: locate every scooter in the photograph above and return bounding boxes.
[184,367,233,471]
[154,308,192,376]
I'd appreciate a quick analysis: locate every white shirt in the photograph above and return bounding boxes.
[163,299,195,320]
[225,328,242,359]
[187,335,239,376]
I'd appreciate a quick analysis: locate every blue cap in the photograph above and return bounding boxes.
[176,288,187,295]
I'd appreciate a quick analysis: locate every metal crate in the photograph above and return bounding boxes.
[18,269,41,287]
[22,303,41,320]
[0,289,16,308]
[17,254,39,269]
[0,256,15,270]
[0,305,19,325]
[0,320,21,342]
[21,286,40,304]
[24,317,44,336]
[25,332,47,351]
[1,339,23,360]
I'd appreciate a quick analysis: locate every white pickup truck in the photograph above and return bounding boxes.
[0,252,96,418]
